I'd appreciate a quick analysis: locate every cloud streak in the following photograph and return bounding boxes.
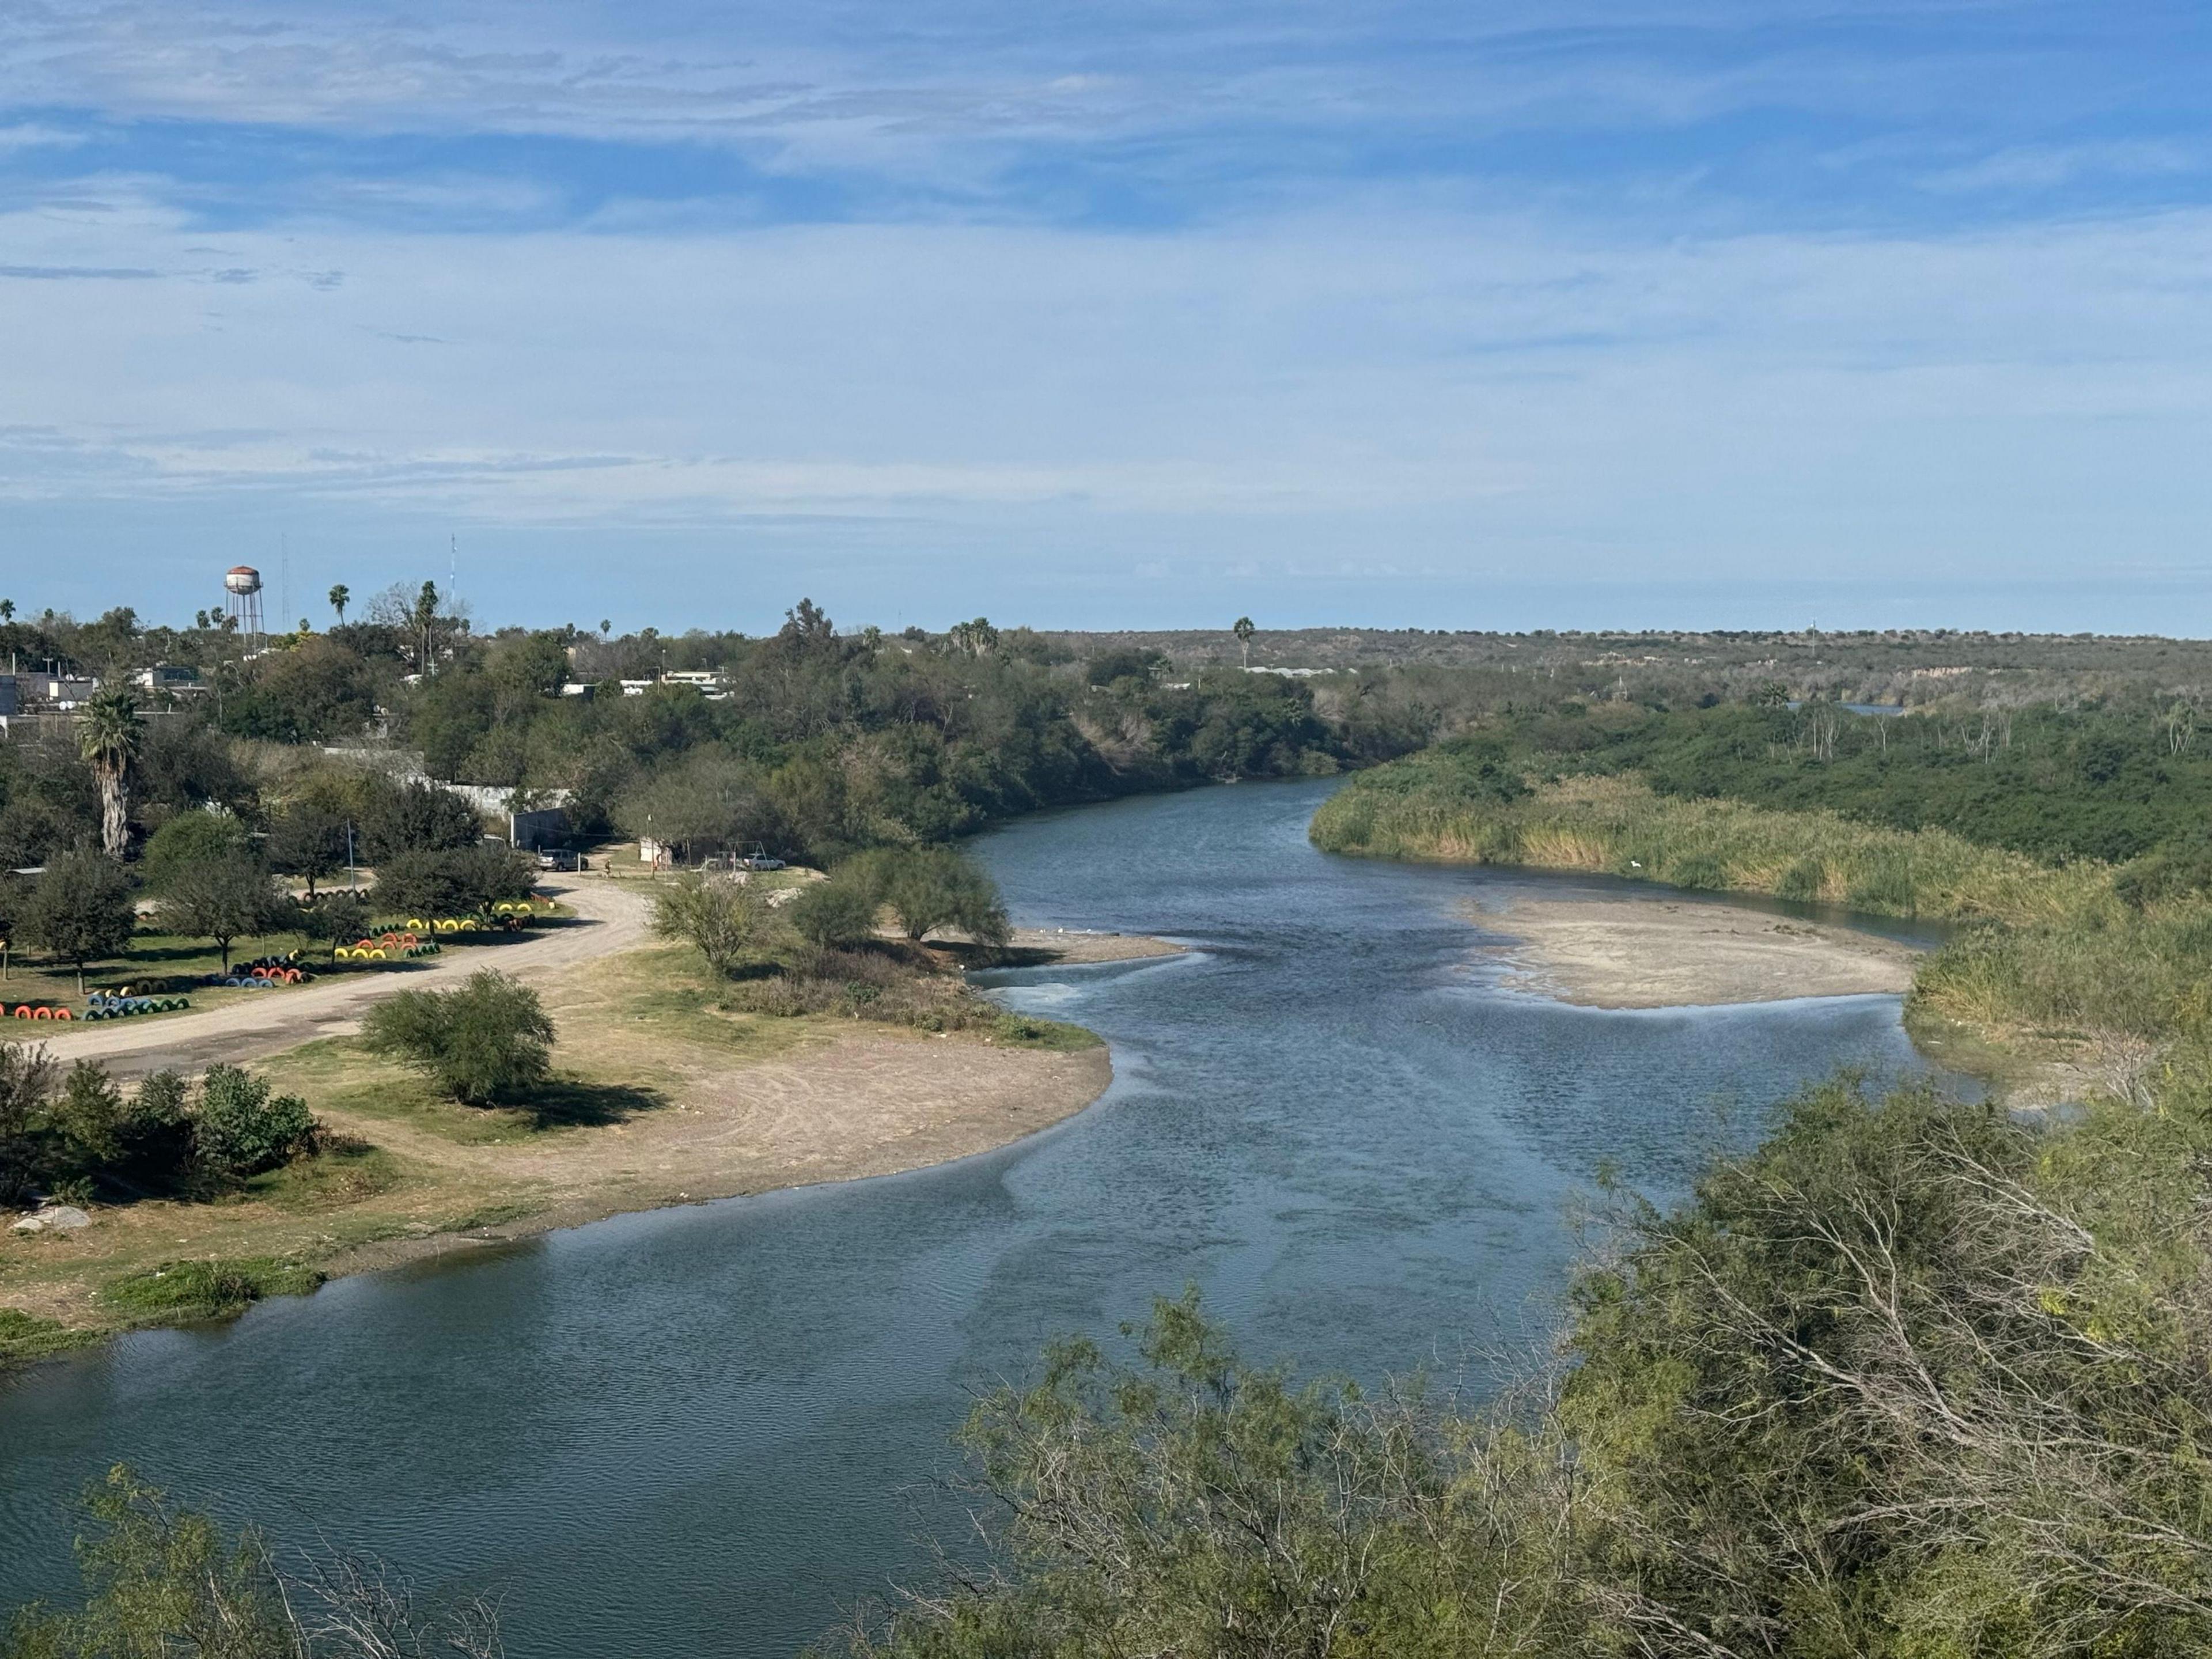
[2,0,2210,627]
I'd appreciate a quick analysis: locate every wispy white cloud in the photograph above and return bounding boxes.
[4,0,2211,626]
[1922,139,2200,195]
[3,185,2207,565]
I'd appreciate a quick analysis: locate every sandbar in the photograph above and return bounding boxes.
[998,927,1185,965]
[1468,894,1920,1009]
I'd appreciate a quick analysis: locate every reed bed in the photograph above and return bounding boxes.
[1313,769,2110,926]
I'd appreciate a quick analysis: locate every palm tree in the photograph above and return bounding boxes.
[1233,615,1256,670]
[78,688,142,858]
[328,583,350,624]
[0,599,14,622]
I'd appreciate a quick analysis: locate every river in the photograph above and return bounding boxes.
[0,779,1941,1655]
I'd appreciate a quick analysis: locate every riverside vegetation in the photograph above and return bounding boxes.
[791,694,2212,1656]
[23,601,2212,1653]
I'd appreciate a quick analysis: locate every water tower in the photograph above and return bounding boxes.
[224,565,264,638]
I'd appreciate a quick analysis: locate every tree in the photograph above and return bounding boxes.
[25,849,136,993]
[851,847,1009,944]
[361,970,554,1105]
[328,582,350,624]
[194,1063,315,1179]
[618,751,780,862]
[947,617,1000,659]
[76,688,142,859]
[297,891,373,962]
[358,778,482,862]
[138,809,250,894]
[373,844,534,921]
[156,851,288,975]
[649,874,772,976]
[1233,614,1256,670]
[414,579,440,675]
[788,877,880,950]
[267,801,348,898]
[0,599,13,622]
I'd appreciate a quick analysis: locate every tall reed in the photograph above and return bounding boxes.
[1313,767,2107,925]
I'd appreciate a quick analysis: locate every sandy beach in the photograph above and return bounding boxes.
[1469,893,1921,1008]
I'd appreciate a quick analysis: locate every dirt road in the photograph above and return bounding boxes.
[35,874,653,1080]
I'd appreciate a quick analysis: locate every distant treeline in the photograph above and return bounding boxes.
[0,598,1439,873]
[1316,696,2212,866]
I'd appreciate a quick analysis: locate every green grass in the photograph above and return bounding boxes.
[1910,902,2212,1039]
[255,1038,535,1143]
[0,1308,99,1366]
[988,1012,1106,1052]
[101,1257,326,1321]
[240,1138,404,1211]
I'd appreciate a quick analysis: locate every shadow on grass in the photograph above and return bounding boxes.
[524,1078,669,1127]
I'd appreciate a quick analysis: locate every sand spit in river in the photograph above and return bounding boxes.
[1468,893,1921,1009]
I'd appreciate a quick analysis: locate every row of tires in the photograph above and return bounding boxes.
[9,1005,73,1021]
[332,942,443,963]
[84,997,190,1020]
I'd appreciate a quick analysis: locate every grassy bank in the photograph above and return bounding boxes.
[1312,762,2107,924]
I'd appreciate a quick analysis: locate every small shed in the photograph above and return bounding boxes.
[509,807,569,851]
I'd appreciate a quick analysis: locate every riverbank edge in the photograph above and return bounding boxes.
[1,972,1141,1374]
[279,1039,1120,1288]
[1310,800,2103,1104]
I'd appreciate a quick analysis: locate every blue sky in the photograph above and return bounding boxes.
[3,1,2210,634]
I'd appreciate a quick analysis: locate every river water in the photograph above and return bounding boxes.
[0,779,1939,1654]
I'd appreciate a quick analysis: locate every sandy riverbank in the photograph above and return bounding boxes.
[1,933,1115,1345]
[1469,893,1921,1009]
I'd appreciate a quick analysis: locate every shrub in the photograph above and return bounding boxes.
[359,969,554,1105]
[373,844,535,920]
[0,1041,59,1204]
[47,1060,126,1165]
[650,873,772,976]
[0,1465,497,1656]
[2115,827,2212,909]
[788,878,880,949]
[193,1065,315,1180]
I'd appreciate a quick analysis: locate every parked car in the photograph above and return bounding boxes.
[737,846,785,872]
[535,848,579,872]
